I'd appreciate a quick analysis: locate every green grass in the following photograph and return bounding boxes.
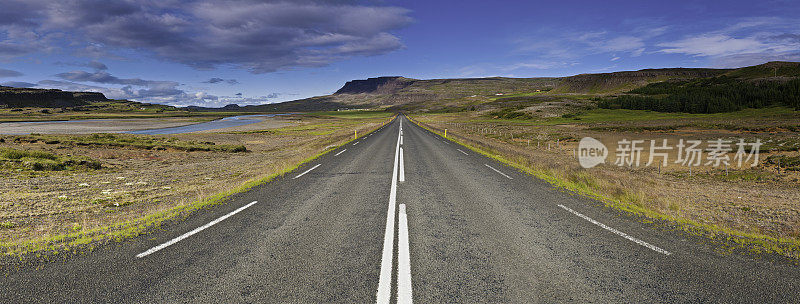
[489,91,548,101]
[0,148,58,160]
[409,115,800,259]
[0,147,101,171]
[471,106,800,125]
[17,133,247,153]
[308,110,394,119]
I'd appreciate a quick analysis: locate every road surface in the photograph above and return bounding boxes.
[2,115,799,303]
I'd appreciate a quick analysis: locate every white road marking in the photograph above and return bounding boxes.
[293,164,321,179]
[456,149,468,155]
[397,204,413,304]
[136,201,258,258]
[377,127,401,304]
[484,164,513,179]
[353,141,360,146]
[400,135,403,145]
[558,204,672,255]
[399,147,405,182]
[334,149,347,156]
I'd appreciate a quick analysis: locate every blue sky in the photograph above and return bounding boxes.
[1,0,798,107]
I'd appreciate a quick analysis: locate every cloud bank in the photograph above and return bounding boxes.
[0,0,412,73]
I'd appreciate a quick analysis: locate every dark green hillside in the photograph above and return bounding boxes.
[596,62,800,113]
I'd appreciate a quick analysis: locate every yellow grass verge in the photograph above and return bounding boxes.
[1,116,395,259]
[406,115,800,259]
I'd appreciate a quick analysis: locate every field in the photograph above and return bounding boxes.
[0,99,249,122]
[0,112,393,256]
[411,106,800,257]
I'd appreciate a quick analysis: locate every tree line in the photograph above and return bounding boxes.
[596,76,800,113]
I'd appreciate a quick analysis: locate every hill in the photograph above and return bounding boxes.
[0,86,108,108]
[259,61,798,114]
[596,62,800,113]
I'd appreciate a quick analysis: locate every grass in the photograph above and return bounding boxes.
[0,116,395,257]
[408,115,800,259]
[489,91,548,101]
[307,110,395,119]
[0,147,101,171]
[468,106,800,125]
[16,133,247,153]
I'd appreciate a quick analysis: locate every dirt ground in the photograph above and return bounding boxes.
[0,114,389,250]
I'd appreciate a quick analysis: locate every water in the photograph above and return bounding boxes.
[128,114,284,135]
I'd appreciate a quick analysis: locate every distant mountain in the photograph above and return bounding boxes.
[264,61,798,112]
[0,86,181,113]
[551,68,730,94]
[9,62,794,113]
[334,76,412,94]
[0,86,108,108]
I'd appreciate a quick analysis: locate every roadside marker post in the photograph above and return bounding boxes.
[355,130,358,140]
[444,129,447,138]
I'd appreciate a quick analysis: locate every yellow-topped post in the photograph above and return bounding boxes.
[444,129,447,138]
[355,130,357,139]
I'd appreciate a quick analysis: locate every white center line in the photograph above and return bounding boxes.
[293,164,321,179]
[400,135,403,145]
[484,164,513,179]
[456,149,468,155]
[136,201,258,258]
[334,149,347,156]
[399,147,405,182]
[377,126,401,304]
[397,203,413,304]
[558,204,672,255]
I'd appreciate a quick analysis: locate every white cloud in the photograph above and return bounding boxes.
[658,34,773,56]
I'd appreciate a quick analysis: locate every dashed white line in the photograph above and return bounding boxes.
[397,203,413,304]
[484,164,513,179]
[334,149,347,156]
[399,147,405,182]
[377,127,401,304]
[456,149,468,155]
[136,201,258,258]
[558,204,672,255]
[293,164,321,179]
[353,141,360,146]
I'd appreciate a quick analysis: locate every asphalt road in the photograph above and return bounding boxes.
[2,115,799,303]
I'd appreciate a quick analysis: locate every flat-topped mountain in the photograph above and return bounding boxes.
[334,76,412,94]
[0,86,108,108]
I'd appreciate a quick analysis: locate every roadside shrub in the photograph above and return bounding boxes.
[767,155,800,169]
[0,148,58,160]
[0,148,101,171]
[23,158,65,171]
